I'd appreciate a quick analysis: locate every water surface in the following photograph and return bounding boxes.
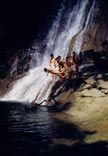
[0,101,107,156]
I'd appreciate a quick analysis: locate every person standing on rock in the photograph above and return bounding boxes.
[49,54,58,80]
[73,51,80,77]
[66,56,74,79]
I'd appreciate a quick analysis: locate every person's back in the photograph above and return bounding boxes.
[50,54,57,68]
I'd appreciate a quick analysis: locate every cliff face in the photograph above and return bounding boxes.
[69,0,108,53]
[81,5,108,52]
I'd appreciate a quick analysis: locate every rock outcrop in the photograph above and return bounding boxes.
[48,64,108,123]
[68,0,108,54]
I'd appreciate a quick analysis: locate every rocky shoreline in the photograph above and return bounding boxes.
[51,63,108,143]
[53,63,108,118]
[0,62,108,144]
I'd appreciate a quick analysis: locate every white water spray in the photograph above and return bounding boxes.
[0,0,94,104]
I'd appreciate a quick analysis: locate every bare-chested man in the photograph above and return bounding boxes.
[66,56,74,79]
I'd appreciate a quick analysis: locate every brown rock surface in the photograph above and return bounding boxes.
[50,64,108,143]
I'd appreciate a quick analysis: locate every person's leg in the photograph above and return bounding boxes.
[75,64,79,77]
[50,65,56,81]
[52,74,56,81]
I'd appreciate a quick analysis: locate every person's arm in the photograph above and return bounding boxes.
[47,72,49,76]
[54,60,59,68]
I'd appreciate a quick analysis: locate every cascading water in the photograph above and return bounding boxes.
[0,0,95,104]
[73,0,96,53]
[45,0,90,59]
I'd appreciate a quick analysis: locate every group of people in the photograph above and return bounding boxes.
[44,51,80,81]
[32,51,80,104]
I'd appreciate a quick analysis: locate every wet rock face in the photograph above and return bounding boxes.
[80,23,108,52]
[85,0,108,52]
[53,65,108,124]
[69,0,108,68]
[69,0,108,53]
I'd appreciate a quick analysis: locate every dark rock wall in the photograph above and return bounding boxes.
[80,0,108,52]
[68,0,108,54]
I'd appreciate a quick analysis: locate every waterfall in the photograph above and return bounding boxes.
[45,0,90,59]
[73,0,96,53]
[0,0,94,104]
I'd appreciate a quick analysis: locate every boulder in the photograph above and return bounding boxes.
[80,88,106,97]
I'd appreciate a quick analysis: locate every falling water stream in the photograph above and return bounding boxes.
[73,0,96,53]
[0,0,95,104]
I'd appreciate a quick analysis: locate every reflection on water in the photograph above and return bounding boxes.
[0,102,107,156]
[0,102,66,156]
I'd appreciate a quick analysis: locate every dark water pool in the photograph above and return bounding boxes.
[0,101,108,156]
